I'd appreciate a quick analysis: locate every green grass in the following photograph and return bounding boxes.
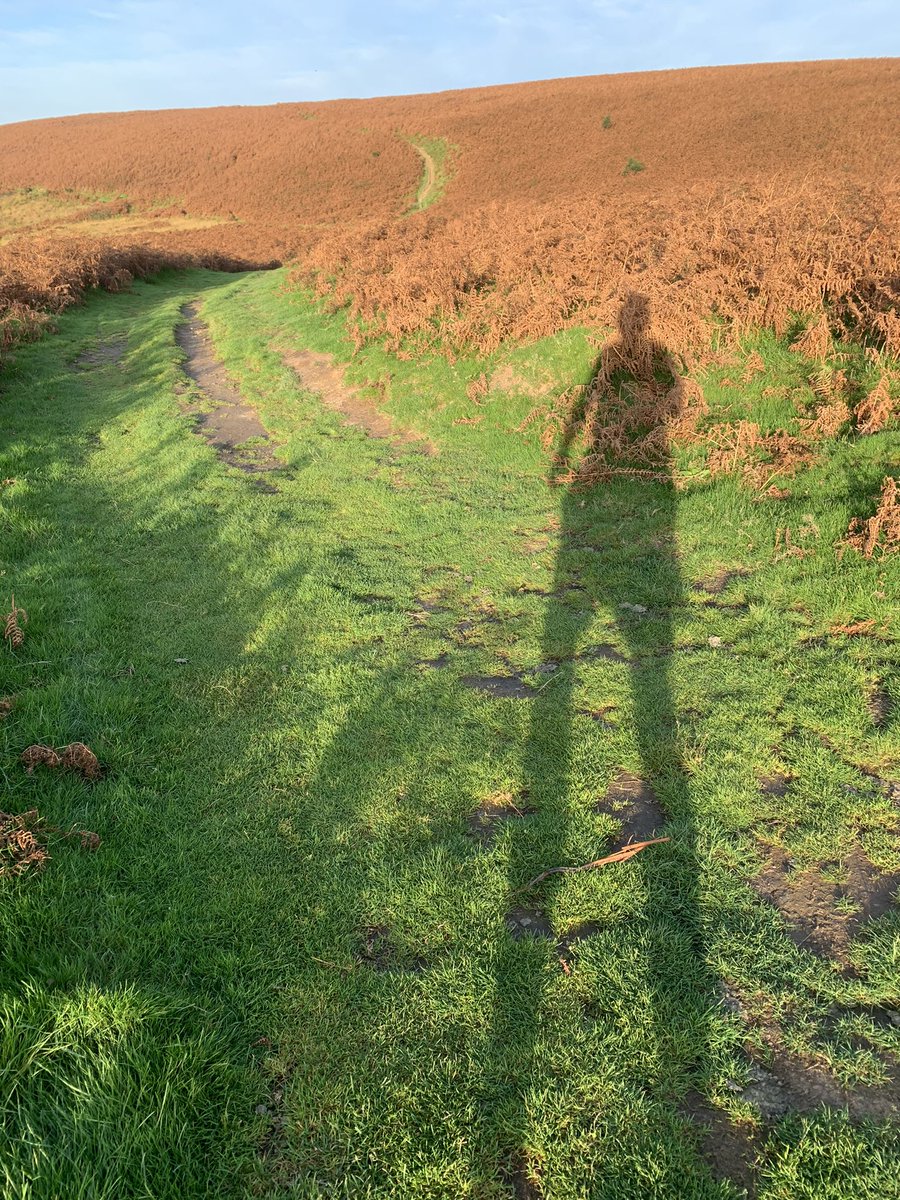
[0,267,898,1198]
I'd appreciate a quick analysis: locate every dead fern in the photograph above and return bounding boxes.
[0,807,101,879]
[0,809,48,877]
[3,595,27,649]
[59,742,103,781]
[842,477,900,559]
[855,372,897,434]
[21,741,103,780]
[21,745,61,773]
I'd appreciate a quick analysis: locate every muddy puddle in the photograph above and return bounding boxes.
[176,301,281,487]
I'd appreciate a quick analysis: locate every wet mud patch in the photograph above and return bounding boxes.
[680,1090,760,1197]
[176,301,280,481]
[594,771,666,843]
[467,792,536,845]
[461,674,534,700]
[75,335,127,370]
[280,347,434,452]
[357,923,426,973]
[751,846,900,964]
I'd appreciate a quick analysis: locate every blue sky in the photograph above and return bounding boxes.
[1,1,897,125]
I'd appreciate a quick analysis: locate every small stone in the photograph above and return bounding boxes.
[464,575,474,583]
[520,916,532,926]
[708,636,723,648]
[174,658,189,664]
[255,1104,269,1116]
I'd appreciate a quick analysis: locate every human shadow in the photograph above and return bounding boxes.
[487,293,712,1195]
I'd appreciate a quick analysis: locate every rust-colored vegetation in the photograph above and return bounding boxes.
[1,62,899,443]
[0,807,100,878]
[21,741,104,781]
[842,476,900,559]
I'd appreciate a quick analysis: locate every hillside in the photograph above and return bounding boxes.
[0,59,897,251]
[1,59,899,1199]
[1,59,899,367]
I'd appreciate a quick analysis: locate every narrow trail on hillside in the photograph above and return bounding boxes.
[409,140,437,211]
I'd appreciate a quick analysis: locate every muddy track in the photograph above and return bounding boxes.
[176,301,280,487]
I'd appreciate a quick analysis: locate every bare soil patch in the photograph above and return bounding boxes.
[757,773,793,797]
[505,906,554,940]
[692,568,749,595]
[594,771,666,843]
[580,643,629,664]
[499,1149,545,1200]
[751,846,900,964]
[867,685,893,728]
[176,301,280,483]
[75,335,127,370]
[462,674,534,700]
[741,1051,900,1122]
[680,1090,760,1196]
[467,792,536,846]
[357,923,426,973]
[279,347,434,451]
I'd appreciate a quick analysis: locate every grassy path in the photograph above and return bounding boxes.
[1,269,898,1198]
[405,136,451,211]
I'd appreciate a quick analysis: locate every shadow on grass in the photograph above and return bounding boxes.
[486,295,713,1195]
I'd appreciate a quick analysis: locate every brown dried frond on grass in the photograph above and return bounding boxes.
[21,744,62,773]
[0,807,101,879]
[842,477,900,559]
[3,595,27,649]
[740,350,765,383]
[791,314,832,361]
[21,741,103,780]
[856,372,898,434]
[465,374,489,404]
[59,742,104,781]
[0,809,48,877]
[829,619,877,637]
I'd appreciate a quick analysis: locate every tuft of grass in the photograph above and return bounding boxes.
[623,157,645,175]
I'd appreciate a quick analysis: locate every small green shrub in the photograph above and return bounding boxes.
[623,157,645,175]
[602,114,613,130]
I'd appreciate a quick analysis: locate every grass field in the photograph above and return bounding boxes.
[0,267,898,1198]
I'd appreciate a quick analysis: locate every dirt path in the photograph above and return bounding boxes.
[176,300,280,486]
[410,141,437,210]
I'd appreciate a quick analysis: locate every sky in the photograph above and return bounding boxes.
[1,0,898,125]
